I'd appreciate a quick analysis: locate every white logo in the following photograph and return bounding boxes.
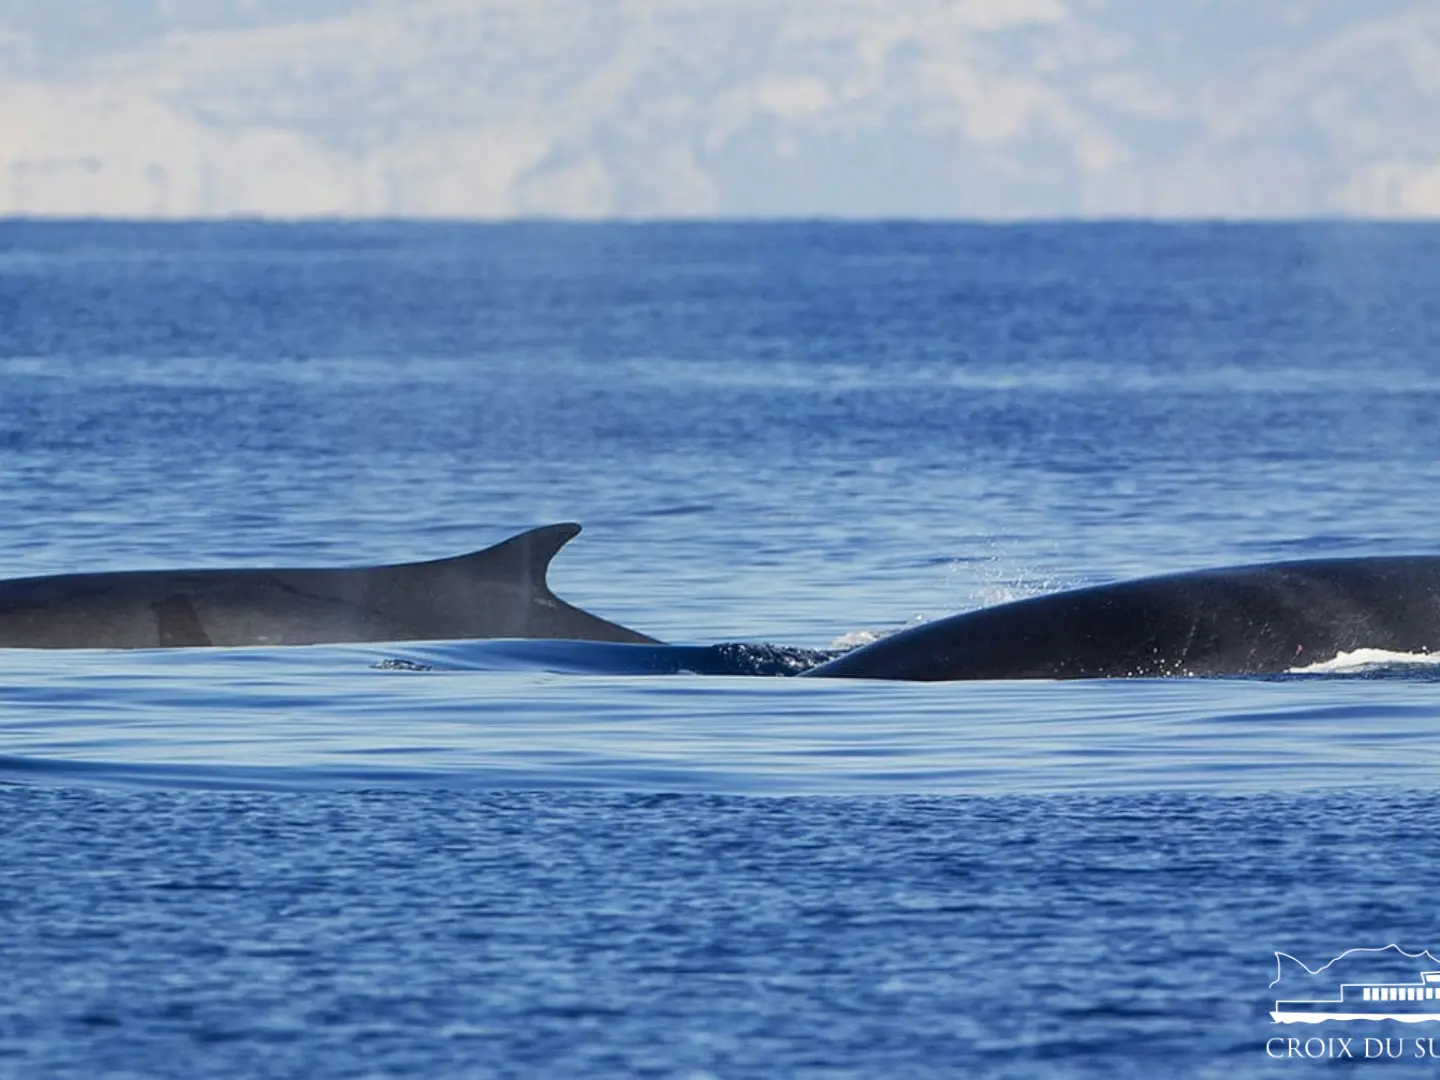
[1272,945,1440,1024]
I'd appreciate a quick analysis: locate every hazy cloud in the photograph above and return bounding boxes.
[0,0,1435,217]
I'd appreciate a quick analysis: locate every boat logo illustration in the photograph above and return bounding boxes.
[1272,945,1440,1024]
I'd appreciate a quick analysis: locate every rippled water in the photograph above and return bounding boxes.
[3,221,1440,1077]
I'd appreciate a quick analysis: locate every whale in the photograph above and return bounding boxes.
[0,523,657,650]
[799,556,1440,681]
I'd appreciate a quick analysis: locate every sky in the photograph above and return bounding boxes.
[0,0,1437,219]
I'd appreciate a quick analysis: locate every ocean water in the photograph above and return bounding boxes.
[3,220,1440,1078]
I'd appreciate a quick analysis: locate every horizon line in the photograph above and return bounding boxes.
[2,214,1438,227]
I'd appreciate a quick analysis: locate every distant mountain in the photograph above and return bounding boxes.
[0,0,1436,218]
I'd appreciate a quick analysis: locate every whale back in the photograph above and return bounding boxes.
[0,523,657,649]
[801,556,1440,681]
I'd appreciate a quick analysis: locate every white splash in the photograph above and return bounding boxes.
[828,629,883,650]
[1290,648,1440,675]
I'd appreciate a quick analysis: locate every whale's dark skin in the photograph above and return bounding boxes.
[800,557,1440,681]
[0,524,657,650]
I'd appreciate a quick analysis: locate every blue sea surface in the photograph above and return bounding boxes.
[3,221,1440,1077]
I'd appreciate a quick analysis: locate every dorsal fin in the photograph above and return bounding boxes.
[425,523,582,594]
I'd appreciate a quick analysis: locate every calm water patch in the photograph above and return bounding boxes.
[2,643,1440,795]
